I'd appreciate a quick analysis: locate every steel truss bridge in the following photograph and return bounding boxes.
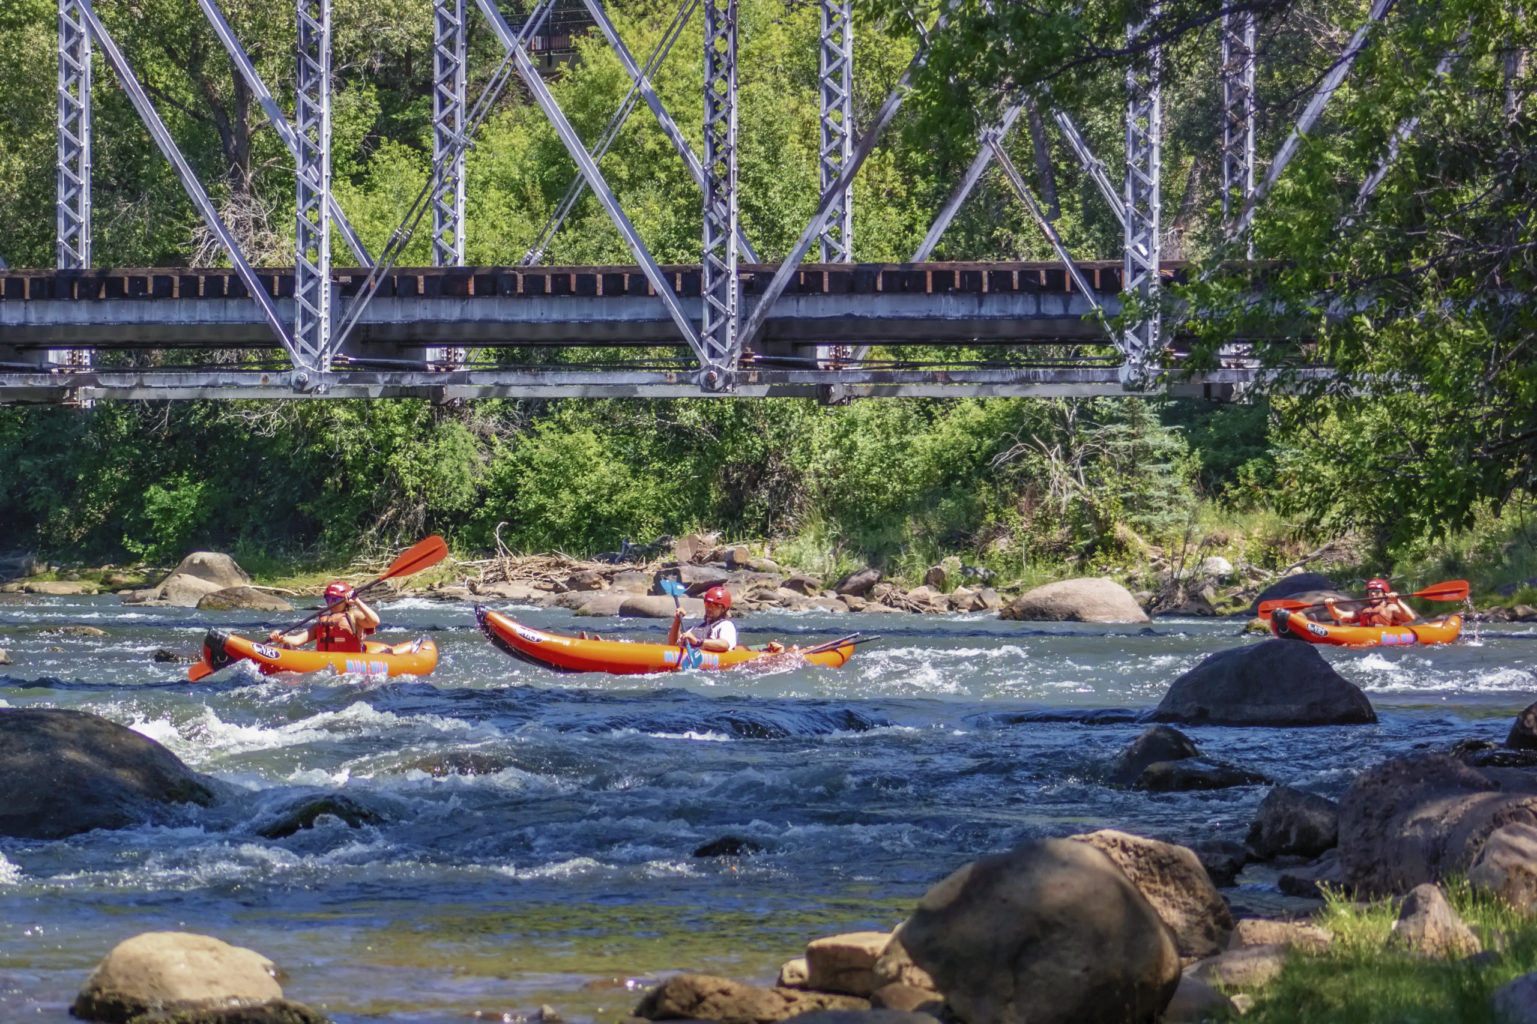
[0,0,1407,403]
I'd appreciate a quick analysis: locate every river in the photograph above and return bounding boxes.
[0,594,1532,1022]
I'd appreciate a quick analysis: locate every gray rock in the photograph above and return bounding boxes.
[1249,573,1336,617]
[1069,829,1234,959]
[0,708,217,839]
[1338,754,1537,895]
[72,931,326,1024]
[1508,701,1537,751]
[1492,972,1537,1024]
[1152,639,1377,726]
[1246,786,1340,860]
[1389,883,1481,958]
[1186,945,1289,990]
[633,974,868,1023]
[196,586,294,612]
[1468,822,1537,911]
[834,568,881,597]
[1133,758,1270,791]
[901,838,1180,1024]
[1001,577,1150,624]
[1188,840,1248,887]
[1108,726,1202,785]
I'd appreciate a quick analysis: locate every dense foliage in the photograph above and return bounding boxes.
[0,0,1531,578]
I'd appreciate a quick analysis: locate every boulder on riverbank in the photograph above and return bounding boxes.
[0,707,219,838]
[1151,639,1377,726]
[634,973,869,1023]
[1246,786,1340,860]
[1338,753,1537,896]
[1000,578,1150,624]
[123,551,251,607]
[72,931,326,1024]
[900,838,1180,1024]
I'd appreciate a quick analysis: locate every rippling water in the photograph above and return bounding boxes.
[1,595,1533,1022]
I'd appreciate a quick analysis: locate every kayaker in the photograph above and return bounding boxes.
[1325,577,1417,627]
[668,585,738,651]
[269,581,381,652]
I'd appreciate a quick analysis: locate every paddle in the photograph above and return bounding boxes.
[797,632,875,657]
[1258,579,1469,619]
[658,578,706,668]
[188,535,449,681]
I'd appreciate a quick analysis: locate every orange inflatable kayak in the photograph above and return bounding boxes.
[1269,608,1463,647]
[191,628,439,679]
[475,606,859,674]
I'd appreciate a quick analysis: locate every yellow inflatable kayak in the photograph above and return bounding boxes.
[475,606,860,674]
[191,628,439,679]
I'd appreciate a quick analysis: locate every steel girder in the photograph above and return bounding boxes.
[818,0,854,263]
[429,0,468,370]
[473,0,706,365]
[432,0,468,269]
[1220,9,1255,255]
[194,0,370,265]
[815,0,854,369]
[1230,0,1395,241]
[294,0,333,377]
[1121,13,1162,388]
[700,0,740,389]
[54,0,91,371]
[71,0,296,367]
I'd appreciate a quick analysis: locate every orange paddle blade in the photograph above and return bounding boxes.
[187,660,215,682]
[379,534,449,583]
[1413,579,1469,602]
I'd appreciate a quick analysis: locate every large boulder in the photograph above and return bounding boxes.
[1000,578,1150,624]
[900,838,1180,1024]
[140,552,252,607]
[72,931,324,1024]
[1069,829,1234,959]
[1337,754,1537,896]
[0,708,218,838]
[1151,639,1377,726]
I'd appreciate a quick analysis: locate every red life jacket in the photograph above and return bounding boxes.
[315,609,365,653]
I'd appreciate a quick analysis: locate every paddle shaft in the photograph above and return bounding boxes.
[799,633,868,656]
[275,535,448,637]
[1259,579,1468,617]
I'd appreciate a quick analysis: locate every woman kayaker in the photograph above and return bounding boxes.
[668,585,738,652]
[269,581,381,652]
[1325,577,1417,627]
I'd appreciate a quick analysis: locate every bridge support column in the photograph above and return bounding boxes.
[1220,8,1255,257]
[50,0,92,374]
[813,0,854,372]
[426,0,467,372]
[1121,10,1162,389]
[700,0,739,391]
[294,0,333,383]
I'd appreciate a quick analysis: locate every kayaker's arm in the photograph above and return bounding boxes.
[668,607,685,646]
[346,593,381,635]
[269,626,313,648]
[1324,598,1354,624]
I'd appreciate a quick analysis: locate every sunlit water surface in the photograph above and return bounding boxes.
[1,595,1532,1022]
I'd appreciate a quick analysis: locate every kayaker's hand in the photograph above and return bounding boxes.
[765,641,785,654]
[672,607,685,621]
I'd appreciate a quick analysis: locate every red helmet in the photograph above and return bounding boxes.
[703,585,732,609]
[324,581,352,604]
[1366,578,1389,594]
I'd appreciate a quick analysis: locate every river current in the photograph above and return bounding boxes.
[0,594,1533,1022]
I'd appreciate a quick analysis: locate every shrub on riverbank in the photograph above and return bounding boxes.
[1242,881,1537,1023]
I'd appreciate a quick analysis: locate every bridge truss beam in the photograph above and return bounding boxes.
[1121,11,1162,388]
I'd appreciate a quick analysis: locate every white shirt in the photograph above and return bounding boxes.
[685,618,737,650]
